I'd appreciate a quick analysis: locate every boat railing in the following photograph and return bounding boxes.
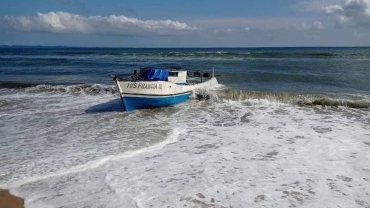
[112,67,215,83]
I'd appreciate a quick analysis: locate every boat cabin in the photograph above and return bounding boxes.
[134,68,187,85]
[168,71,187,85]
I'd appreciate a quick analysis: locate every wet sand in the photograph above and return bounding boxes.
[0,189,24,208]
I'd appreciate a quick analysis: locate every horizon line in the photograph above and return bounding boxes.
[1,45,370,49]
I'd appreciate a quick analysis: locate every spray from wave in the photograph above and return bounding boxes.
[0,81,118,95]
[195,88,370,109]
[25,84,118,95]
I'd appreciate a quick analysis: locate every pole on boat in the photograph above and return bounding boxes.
[111,75,125,111]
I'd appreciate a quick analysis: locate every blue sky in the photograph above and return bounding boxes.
[1,0,370,47]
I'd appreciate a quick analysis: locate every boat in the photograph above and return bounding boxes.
[111,67,218,111]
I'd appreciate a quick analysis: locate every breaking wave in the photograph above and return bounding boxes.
[0,81,118,95]
[25,84,118,95]
[196,89,370,109]
[2,81,369,109]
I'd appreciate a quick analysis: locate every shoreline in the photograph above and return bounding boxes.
[0,189,24,208]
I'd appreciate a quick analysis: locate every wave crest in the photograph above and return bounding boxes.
[25,84,118,95]
[197,89,370,109]
[2,81,369,109]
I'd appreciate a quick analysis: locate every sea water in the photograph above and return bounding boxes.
[0,47,369,208]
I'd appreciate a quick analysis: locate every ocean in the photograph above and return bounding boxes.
[0,47,369,208]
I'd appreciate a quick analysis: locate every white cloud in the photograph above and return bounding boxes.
[322,5,343,14]
[191,17,311,31]
[189,17,326,34]
[323,0,370,27]
[295,21,325,31]
[293,0,342,12]
[0,11,197,36]
[354,30,370,38]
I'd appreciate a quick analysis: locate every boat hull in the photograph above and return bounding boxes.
[121,92,191,111]
[113,76,218,111]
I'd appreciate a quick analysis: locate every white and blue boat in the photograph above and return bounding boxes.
[112,67,218,111]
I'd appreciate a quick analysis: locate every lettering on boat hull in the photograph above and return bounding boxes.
[127,83,163,90]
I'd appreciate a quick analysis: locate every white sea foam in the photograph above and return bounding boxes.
[5,128,180,189]
[0,90,178,187]
[102,104,370,208]
[23,83,118,95]
[1,89,370,208]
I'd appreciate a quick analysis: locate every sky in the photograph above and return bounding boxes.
[0,0,370,47]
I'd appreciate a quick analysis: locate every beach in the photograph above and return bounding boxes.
[0,189,24,208]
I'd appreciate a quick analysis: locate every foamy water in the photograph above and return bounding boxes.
[1,86,369,208]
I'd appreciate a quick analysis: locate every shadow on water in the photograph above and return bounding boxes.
[85,98,123,113]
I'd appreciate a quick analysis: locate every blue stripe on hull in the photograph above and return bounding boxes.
[122,93,191,111]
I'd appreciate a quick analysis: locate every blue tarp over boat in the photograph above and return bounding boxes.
[141,69,169,81]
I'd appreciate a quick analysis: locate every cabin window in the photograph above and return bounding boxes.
[169,72,178,77]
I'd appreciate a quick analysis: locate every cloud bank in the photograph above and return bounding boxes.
[190,17,325,34]
[294,0,342,12]
[323,0,370,27]
[0,11,197,36]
